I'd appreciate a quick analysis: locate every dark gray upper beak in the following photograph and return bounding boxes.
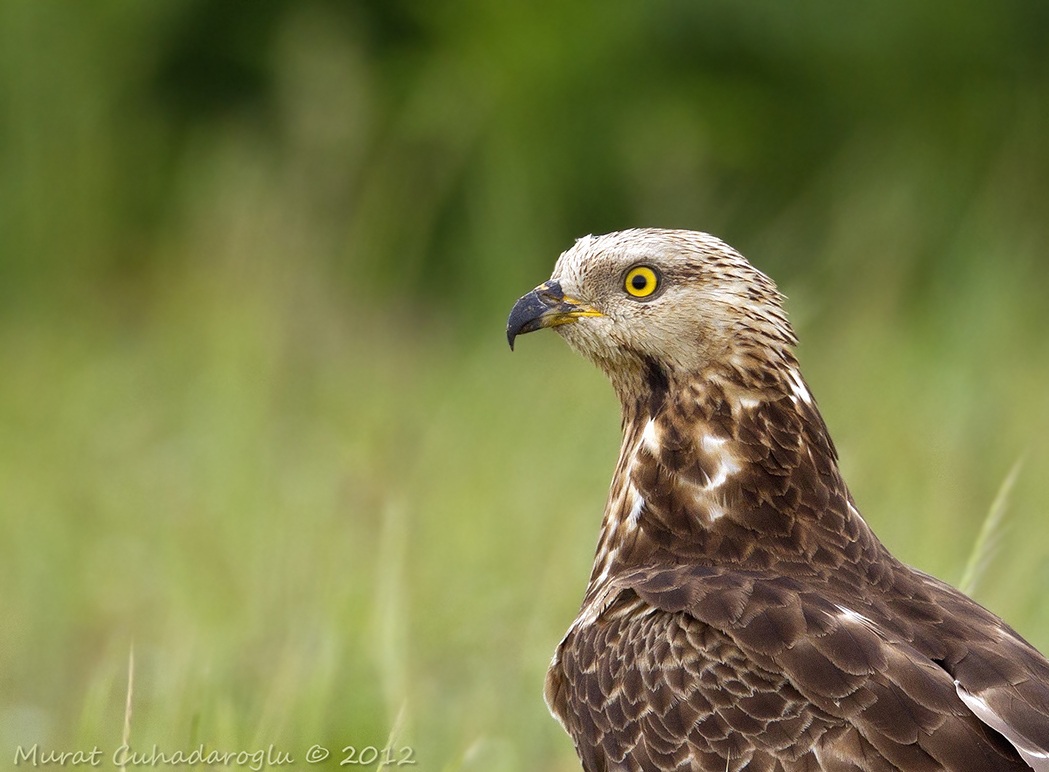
[507,281,565,350]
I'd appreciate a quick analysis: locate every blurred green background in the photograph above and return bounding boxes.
[2,2,1048,770]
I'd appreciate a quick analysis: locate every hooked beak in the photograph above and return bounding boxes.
[506,280,603,350]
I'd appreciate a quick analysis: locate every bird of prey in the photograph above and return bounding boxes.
[506,229,1049,772]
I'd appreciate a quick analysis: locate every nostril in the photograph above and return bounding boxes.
[537,280,565,304]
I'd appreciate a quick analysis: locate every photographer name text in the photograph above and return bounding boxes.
[13,743,416,769]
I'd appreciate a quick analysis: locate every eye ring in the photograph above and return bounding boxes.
[623,265,661,299]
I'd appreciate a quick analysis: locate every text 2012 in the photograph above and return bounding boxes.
[340,745,416,766]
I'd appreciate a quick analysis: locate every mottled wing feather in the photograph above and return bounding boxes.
[956,680,1049,771]
[633,565,1045,770]
[549,591,848,772]
[550,564,1045,771]
[887,573,1049,768]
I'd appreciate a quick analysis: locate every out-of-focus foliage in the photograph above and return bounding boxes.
[2,3,1048,770]
[5,1,1049,316]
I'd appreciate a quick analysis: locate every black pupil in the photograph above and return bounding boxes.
[631,274,648,290]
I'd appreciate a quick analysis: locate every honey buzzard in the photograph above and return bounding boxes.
[507,229,1049,771]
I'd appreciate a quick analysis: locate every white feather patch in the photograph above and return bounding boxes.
[706,501,726,522]
[626,489,644,529]
[955,680,1049,770]
[589,548,618,599]
[641,418,660,452]
[847,502,869,527]
[834,604,875,628]
[787,367,813,405]
[703,457,740,491]
[700,433,728,452]
[738,395,761,410]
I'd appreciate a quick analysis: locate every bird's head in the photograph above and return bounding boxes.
[508,229,798,406]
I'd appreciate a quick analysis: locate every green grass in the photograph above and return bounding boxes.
[0,263,601,770]
[1,250,1048,770]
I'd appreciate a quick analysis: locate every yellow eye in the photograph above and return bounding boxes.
[624,265,660,298]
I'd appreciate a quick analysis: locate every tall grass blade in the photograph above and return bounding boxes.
[119,642,134,772]
[376,701,408,772]
[373,500,411,737]
[959,457,1025,596]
